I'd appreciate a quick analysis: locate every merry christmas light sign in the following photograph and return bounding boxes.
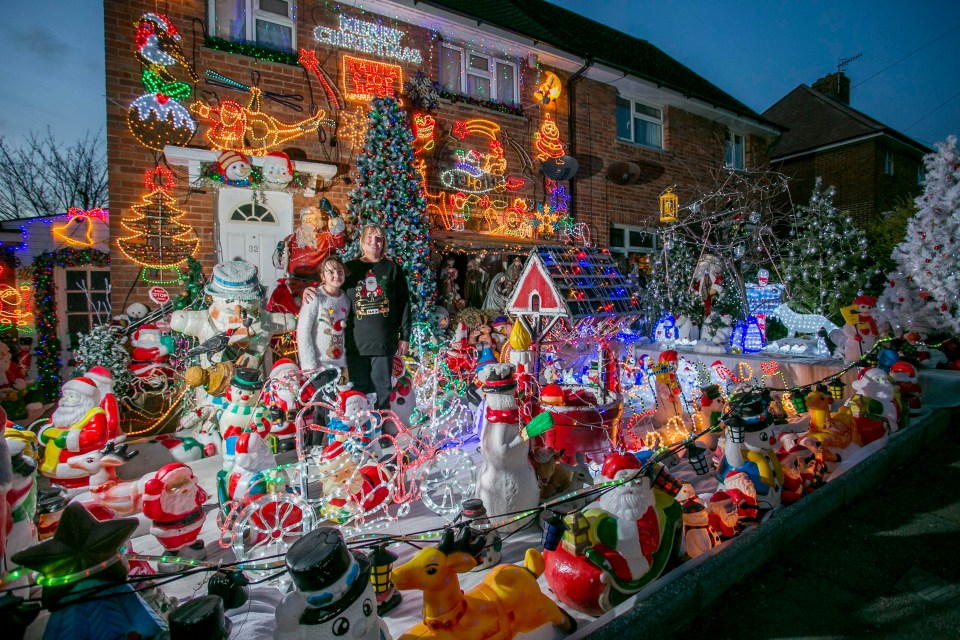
[315,14,423,64]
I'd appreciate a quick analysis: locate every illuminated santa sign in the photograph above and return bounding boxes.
[314,15,423,64]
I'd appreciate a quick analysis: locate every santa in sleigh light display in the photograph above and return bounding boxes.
[505,246,642,464]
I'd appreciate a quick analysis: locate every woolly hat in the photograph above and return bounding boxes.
[216,150,250,176]
[270,358,300,380]
[601,452,642,481]
[62,376,101,403]
[680,498,706,514]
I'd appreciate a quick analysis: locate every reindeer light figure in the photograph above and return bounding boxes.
[392,528,575,640]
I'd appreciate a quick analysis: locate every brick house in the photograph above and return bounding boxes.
[104,0,778,309]
[763,72,930,224]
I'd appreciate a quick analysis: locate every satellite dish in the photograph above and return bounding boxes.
[606,161,642,186]
[541,155,579,181]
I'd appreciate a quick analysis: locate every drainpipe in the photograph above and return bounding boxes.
[565,58,593,227]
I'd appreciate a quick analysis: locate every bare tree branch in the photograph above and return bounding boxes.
[0,128,108,220]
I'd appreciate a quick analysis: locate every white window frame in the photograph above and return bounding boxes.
[616,96,664,150]
[724,130,745,170]
[884,150,895,176]
[209,0,297,52]
[439,43,519,106]
[55,265,110,372]
[609,224,658,256]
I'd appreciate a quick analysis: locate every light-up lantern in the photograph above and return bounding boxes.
[684,441,711,476]
[659,187,678,223]
[790,388,808,414]
[827,378,846,401]
[726,416,746,443]
[369,544,402,615]
[649,462,682,497]
[541,508,568,552]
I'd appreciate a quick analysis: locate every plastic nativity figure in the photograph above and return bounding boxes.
[11,502,166,640]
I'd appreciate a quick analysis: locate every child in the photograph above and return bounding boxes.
[297,256,349,375]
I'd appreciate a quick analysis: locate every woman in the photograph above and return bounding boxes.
[307,224,410,411]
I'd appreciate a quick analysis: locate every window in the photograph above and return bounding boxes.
[884,150,894,176]
[609,224,658,256]
[917,164,925,186]
[724,130,745,170]
[210,0,296,52]
[439,44,519,106]
[230,203,277,223]
[616,97,663,149]
[56,267,110,351]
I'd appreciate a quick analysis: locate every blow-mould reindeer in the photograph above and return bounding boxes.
[392,527,575,640]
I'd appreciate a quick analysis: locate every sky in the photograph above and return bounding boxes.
[0,1,956,149]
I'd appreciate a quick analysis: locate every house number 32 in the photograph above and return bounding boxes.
[248,245,259,253]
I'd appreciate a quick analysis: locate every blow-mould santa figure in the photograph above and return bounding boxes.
[38,376,110,489]
[141,462,208,559]
[128,323,175,388]
[84,365,122,441]
[593,453,662,581]
[264,358,305,452]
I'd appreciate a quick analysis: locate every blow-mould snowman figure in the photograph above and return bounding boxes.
[716,388,784,513]
[275,527,391,640]
[171,259,296,371]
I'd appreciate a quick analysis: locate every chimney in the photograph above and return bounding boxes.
[811,72,850,105]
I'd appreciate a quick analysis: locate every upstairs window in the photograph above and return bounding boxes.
[724,130,745,170]
[616,97,663,149]
[917,164,925,186]
[210,0,296,52]
[440,44,519,106]
[884,151,895,176]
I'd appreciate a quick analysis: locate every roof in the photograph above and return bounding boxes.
[763,85,931,159]
[421,0,769,124]
[507,245,641,321]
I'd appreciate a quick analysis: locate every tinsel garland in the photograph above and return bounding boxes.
[33,248,110,402]
[439,91,525,117]
[203,35,300,66]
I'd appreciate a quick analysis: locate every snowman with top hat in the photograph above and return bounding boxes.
[275,527,391,640]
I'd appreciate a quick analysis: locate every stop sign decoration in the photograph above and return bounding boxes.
[148,286,170,305]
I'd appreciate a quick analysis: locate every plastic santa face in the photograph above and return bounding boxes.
[52,389,93,427]
[853,368,894,399]
[161,468,203,515]
[262,154,294,186]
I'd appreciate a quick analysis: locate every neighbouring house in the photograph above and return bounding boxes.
[103,0,779,310]
[763,71,930,224]
[0,210,109,387]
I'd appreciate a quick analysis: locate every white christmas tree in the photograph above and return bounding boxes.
[877,135,960,334]
[779,178,873,322]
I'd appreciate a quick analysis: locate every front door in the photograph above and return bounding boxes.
[217,188,293,294]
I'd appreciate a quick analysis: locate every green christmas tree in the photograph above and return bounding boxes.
[779,179,874,323]
[344,97,436,323]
